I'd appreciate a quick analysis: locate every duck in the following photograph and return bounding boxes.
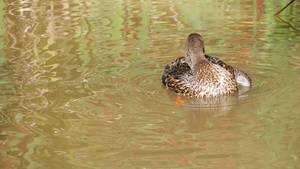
[161,33,251,98]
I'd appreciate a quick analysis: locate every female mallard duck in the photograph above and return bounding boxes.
[161,33,251,98]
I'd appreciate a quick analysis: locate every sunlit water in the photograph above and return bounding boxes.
[0,0,300,168]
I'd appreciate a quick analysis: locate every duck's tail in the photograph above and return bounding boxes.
[233,68,251,87]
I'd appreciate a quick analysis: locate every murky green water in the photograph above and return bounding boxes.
[0,0,300,168]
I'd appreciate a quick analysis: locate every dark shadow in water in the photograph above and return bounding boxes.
[275,15,300,32]
[274,0,295,16]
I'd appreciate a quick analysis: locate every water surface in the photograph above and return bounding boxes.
[0,0,300,168]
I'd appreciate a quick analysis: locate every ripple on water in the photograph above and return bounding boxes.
[86,50,300,116]
[243,64,300,107]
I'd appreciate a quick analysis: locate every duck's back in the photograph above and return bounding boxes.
[205,55,251,87]
[162,57,238,98]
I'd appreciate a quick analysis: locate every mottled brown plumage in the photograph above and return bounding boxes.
[161,33,251,98]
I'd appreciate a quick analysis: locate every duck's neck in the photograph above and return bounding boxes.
[185,51,206,72]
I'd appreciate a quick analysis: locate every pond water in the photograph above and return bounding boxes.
[0,0,300,168]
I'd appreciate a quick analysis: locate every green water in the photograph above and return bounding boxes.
[0,0,300,168]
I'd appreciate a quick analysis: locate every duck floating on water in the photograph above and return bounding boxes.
[161,33,251,98]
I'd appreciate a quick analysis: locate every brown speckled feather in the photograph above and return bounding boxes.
[162,56,238,98]
[161,33,251,98]
[205,55,251,86]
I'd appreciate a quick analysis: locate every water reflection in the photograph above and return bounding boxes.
[1,0,98,167]
[0,0,300,168]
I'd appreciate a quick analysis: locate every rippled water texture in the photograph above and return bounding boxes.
[0,0,300,168]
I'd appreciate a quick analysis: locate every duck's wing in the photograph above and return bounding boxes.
[161,57,189,86]
[161,57,193,94]
[205,55,251,86]
[205,55,236,77]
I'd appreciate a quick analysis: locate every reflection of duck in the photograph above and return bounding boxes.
[161,33,251,98]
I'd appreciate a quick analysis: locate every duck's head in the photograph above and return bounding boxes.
[184,33,206,71]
